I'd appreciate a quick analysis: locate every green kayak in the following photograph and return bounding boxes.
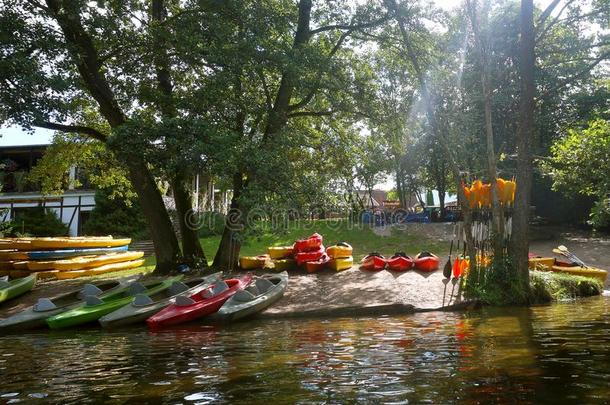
[0,274,37,303]
[46,275,183,329]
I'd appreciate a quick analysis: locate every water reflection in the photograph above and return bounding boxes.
[0,296,608,403]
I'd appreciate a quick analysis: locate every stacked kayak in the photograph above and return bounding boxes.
[239,233,354,273]
[0,276,138,330]
[47,276,183,329]
[0,273,37,304]
[0,237,145,280]
[529,256,608,283]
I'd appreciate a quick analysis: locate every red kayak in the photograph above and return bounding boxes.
[295,246,325,266]
[361,253,386,271]
[387,253,414,272]
[414,252,440,272]
[146,274,252,328]
[294,233,323,252]
[305,254,330,273]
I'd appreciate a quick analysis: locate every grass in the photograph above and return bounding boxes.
[529,271,604,303]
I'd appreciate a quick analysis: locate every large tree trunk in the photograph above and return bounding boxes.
[510,0,535,291]
[213,173,244,270]
[171,171,207,268]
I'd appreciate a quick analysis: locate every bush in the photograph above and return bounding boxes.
[196,211,226,237]
[82,190,150,240]
[10,206,69,237]
[529,271,603,303]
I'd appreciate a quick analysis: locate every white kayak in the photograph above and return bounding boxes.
[98,272,222,328]
[216,271,288,321]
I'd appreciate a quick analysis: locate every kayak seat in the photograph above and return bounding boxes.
[0,280,10,289]
[34,298,58,312]
[133,294,154,306]
[81,284,104,297]
[255,278,274,293]
[168,281,190,296]
[233,289,255,303]
[176,295,196,306]
[85,295,104,306]
[245,284,259,296]
[202,281,229,298]
[128,282,148,296]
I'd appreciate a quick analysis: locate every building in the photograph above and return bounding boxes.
[0,144,95,236]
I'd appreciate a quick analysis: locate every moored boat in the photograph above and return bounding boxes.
[529,257,608,283]
[387,253,414,272]
[216,272,288,321]
[0,277,139,331]
[147,274,252,329]
[99,272,222,328]
[414,252,440,272]
[0,273,37,303]
[46,276,182,329]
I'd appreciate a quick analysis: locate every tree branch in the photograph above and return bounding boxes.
[544,50,610,95]
[287,110,334,118]
[537,0,562,27]
[33,121,108,142]
[310,15,390,35]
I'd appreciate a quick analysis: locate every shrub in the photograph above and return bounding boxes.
[10,206,69,237]
[82,190,150,240]
[196,211,226,237]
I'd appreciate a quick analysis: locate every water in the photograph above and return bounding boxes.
[1,296,609,404]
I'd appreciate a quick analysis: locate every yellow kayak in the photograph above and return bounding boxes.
[0,238,34,250]
[26,251,145,271]
[12,261,30,270]
[0,251,28,261]
[55,259,145,280]
[326,243,353,259]
[239,255,269,270]
[529,257,608,283]
[28,236,131,250]
[267,246,294,259]
[328,256,353,272]
[0,261,15,271]
[271,258,296,272]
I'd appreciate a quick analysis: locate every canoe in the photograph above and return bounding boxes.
[239,255,269,270]
[361,253,386,271]
[55,259,146,280]
[99,272,222,328]
[387,253,414,272]
[147,274,252,329]
[529,257,608,283]
[414,252,440,272]
[26,251,145,271]
[46,276,182,329]
[216,272,288,321]
[305,254,330,273]
[294,233,323,252]
[295,246,325,266]
[329,256,353,271]
[14,236,131,250]
[326,242,353,259]
[28,245,129,260]
[267,246,294,259]
[271,259,295,272]
[0,276,139,331]
[0,274,37,303]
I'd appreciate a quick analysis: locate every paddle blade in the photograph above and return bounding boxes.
[452,258,461,278]
[443,259,452,279]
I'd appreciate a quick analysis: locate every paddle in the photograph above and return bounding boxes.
[558,245,587,267]
[442,240,453,307]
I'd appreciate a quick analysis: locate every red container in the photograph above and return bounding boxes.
[295,246,325,266]
[147,274,252,328]
[415,253,440,272]
[361,253,386,271]
[294,233,323,252]
[387,253,414,272]
[305,254,330,273]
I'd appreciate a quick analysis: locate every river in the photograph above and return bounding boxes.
[1,296,609,404]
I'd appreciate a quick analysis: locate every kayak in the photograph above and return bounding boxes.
[387,253,414,272]
[305,254,330,273]
[0,261,15,271]
[361,253,386,271]
[271,259,295,272]
[216,272,288,321]
[147,274,252,329]
[295,246,325,266]
[54,258,146,280]
[10,245,130,261]
[529,257,608,283]
[0,273,37,303]
[99,272,222,328]
[0,250,28,261]
[267,246,294,259]
[239,255,269,270]
[294,233,323,252]
[414,252,440,272]
[46,276,182,329]
[329,256,353,271]
[0,277,139,331]
[326,242,353,259]
[27,251,144,271]
[0,236,132,250]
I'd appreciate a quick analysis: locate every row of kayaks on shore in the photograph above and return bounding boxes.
[0,271,288,331]
[361,252,440,272]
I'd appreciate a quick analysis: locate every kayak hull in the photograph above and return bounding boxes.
[0,273,37,303]
[329,256,353,271]
[295,247,325,266]
[414,255,440,272]
[240,255,269,270]
[28,245,129,261]
[305,255,330,273]
[217,272,288,321]
[294,233,323,252]
[361,255,386,271]
[529,257,608,283]
[267,246,294,259]
[326,244,353,259]
[387,256,414,272]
